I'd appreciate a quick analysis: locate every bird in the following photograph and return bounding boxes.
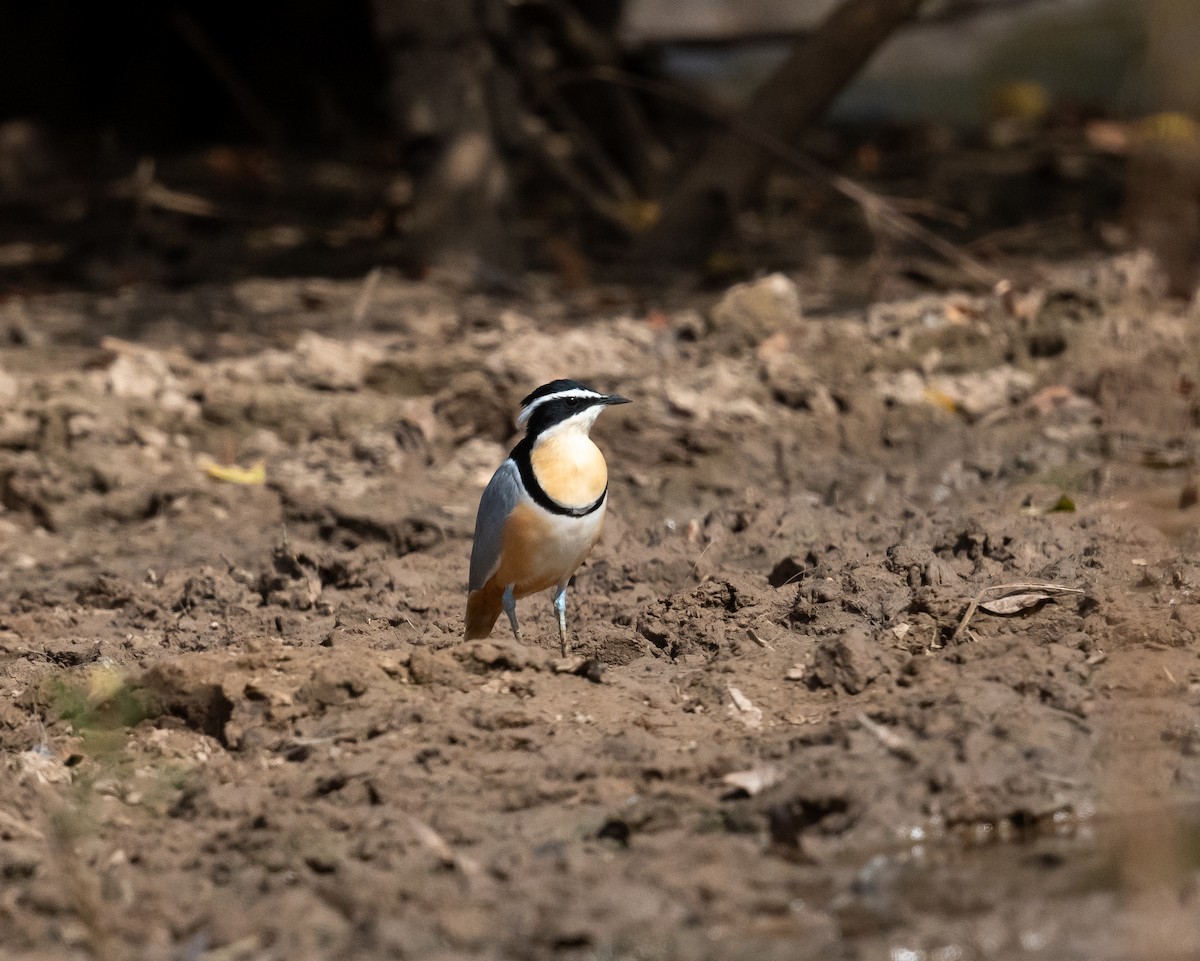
[465,380,630,654]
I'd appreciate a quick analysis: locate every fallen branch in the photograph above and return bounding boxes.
[633,0,926,266]
[171,7,279,144]
[560,68,1004,287]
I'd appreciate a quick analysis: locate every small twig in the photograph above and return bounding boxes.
[523,0,668,193]
[106,158,220,218]
[352,266,383,328]
[682,537,717,589]
[856,712,917,763]
[407,816,481,880]
[966,215,1079,254]
[170,7,279,144]
[1034,769,1083,788]
[953,595,984,645]
[886,196,970,229]
[745,627,774,651]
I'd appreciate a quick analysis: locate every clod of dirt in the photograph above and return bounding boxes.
[259,543,322,610]
[170,565,260,614]
[766,792,855,853]
[434,371,511,444]
[105,350,187,408]
[595,819,631,846]
[408,647,464,685]
[318,498,445,554]
[138,664,234,746]
[760,351,839,414]
[74,572,138,609]
[290,331,383,390]
[552,655,604,683]
[636,614,674,655]
[769,555,812,588]
[0,366,20,405]
[710,273,803,353]
[296,666,368,708]
[806,629,893,694]
[455,640,548,673]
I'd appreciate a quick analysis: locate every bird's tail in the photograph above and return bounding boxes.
[464,583,503,640]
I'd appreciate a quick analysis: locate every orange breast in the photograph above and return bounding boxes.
[530,433,608,508]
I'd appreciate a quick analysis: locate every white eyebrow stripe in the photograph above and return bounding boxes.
[515,388,603,427]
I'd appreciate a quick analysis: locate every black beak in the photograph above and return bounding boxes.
[601,394,631,406]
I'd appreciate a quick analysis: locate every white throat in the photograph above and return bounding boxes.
[535,406,603,442]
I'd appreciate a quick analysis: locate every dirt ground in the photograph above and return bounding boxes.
[2,248,1200,961]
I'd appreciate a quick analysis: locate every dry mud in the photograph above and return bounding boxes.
[1,255,1200,960]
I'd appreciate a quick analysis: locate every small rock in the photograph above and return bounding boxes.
[924,556,962,587]
[761,353,836,414]
[552,656,603,683]
[0,411,37,448]
[107,352,171,400]
[296,667,367,707]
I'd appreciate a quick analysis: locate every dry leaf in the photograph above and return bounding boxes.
[726,686,763,730]
[201,458,266,485]
[922,388,959,414]
[979,592,1054,615]
[1046,493,1076,513]
[721,765,782,797]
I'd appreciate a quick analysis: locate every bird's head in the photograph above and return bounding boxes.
[516,379,630,440]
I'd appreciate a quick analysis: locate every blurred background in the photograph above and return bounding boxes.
[0,0,1196,292]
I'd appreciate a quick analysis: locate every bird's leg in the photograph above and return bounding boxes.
[552,584,568,657]
[502,585,520,642]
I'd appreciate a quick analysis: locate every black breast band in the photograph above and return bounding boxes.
[511,436,607,518]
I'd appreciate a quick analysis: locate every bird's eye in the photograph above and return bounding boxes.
[566,397,580,408]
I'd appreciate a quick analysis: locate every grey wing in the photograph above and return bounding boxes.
[468,459,523,592]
